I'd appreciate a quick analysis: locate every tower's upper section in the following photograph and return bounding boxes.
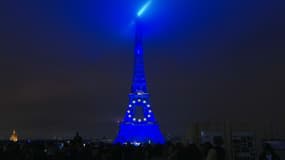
[131,19,148,93]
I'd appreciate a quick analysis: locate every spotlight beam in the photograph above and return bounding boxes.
[137,0,152,17]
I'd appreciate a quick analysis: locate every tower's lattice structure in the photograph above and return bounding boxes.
[114,19,165,144]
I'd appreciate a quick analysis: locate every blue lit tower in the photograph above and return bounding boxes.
[114,0,165,144]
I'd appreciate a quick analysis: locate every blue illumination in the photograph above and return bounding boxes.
[137,0,152,17]
[114,2,165,144]
[114,122,165,144]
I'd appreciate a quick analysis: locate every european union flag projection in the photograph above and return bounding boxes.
[114,0,165,144]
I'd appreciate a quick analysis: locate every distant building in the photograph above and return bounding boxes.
[187,121,285,160]
[9,130,18,142]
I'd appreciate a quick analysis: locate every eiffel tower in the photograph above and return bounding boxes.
[114,18,165,144]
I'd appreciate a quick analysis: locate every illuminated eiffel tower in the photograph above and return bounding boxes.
[114,3,165,144]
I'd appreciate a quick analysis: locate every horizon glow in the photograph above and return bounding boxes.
[137,0,152,17]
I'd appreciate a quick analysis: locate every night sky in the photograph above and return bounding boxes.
[0,0,285,139]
